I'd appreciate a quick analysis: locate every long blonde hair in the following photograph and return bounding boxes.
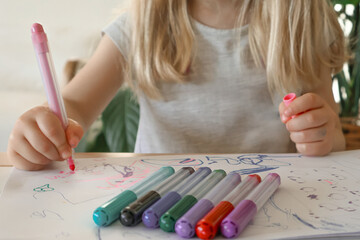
[125,0,347,98]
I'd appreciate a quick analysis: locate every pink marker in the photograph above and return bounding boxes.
[31,23,75,171]
[283,93,297,120]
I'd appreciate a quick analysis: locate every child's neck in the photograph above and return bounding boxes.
[188,0,244,29]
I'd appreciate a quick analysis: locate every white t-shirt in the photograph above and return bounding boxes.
[103,14,296,153]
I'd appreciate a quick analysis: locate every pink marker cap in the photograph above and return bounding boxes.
[283,93,296,107]
[31,23,49,53]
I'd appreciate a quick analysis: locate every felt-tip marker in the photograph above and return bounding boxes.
[93,166,175,226]
[120,167,194,226]
[142,167,212,228]
[195,174,261,239]
[160,169,226,232]
[175,172,241,238]
[31,23,75,171]
[221,173,281,238]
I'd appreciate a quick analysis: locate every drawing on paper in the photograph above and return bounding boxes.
[1,152,360,240]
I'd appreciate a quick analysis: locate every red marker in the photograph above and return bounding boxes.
[195,175,261,239]
[31,23,75,171]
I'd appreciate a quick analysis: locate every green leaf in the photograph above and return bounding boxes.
[102,88,139,152]
[85,132,111,152]
[331,0,360,5]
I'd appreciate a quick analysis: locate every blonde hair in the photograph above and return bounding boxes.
[125,0,347,98]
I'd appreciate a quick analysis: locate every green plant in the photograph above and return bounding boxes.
[75,87,139,152]
[332,0,360,117]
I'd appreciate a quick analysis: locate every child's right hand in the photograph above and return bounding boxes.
[7,106,84,171]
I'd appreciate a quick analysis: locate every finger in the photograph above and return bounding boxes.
[15,136,52,166]
[278,101,286,114]
[290,127,328,143]
[286,108,328,132]
[7,148,48,171]
[284,93,324,118]
[36,110,72,160]
[66,119,84,148]
[23,121,62,161]
[296,140,332,156]
[279,102,291,123]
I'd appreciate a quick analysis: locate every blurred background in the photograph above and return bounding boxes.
[0,0,121,151]
[1,0,360,153]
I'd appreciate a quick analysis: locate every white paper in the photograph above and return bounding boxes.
[0,151,360,240]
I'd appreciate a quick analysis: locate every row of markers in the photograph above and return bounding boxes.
[93,167,281,239]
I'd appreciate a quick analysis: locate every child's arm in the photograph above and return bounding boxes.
[7,35,125,170]
[279,66,346,156]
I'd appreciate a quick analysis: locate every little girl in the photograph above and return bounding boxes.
[7,0,347,170]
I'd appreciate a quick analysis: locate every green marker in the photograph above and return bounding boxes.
[93,166,175,226]
[160,169,226,232]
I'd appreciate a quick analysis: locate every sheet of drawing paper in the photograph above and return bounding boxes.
[0,150,360,240]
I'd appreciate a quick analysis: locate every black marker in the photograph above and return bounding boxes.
[119,167,194,226]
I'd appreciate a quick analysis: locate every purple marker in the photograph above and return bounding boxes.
[221,173,281,238]
[142,167,211,228]
[175,173,241,238]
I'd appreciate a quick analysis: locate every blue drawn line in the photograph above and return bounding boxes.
[320,220,344,228]
[293,214,317,229]
[205,154,298,166]
[30,209,64,221]
[97,227,102,240]
[141,154,298,175]
[269,197,317,230]
[141,158,204,166]
[230,166,280,175]
[33,191,114,205]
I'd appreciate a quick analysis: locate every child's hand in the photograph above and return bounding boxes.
[279,93,339,156]
[7,106,83,170]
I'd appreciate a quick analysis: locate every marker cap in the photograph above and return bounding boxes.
[175,198,214,238]
[283,93,296,106]
[120,167,194,226]
[160,195,197,232]
[31,23,49,53]
[175,173,241,238]
[143,167,211,228]
[221,199,257,238]
[93,190,137,226]
[195,201,234,239]
[160,170,226,232]
[93,166,175,227]
[120,190,161,226]
[142,191,181,228]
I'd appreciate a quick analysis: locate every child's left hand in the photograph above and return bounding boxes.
[279,93,339,156]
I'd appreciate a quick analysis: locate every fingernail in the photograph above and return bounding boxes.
[70,137,79,148]
[62,150,71,159]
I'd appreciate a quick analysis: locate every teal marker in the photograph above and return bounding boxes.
[160,169,226,232]
[93,166,175,226]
